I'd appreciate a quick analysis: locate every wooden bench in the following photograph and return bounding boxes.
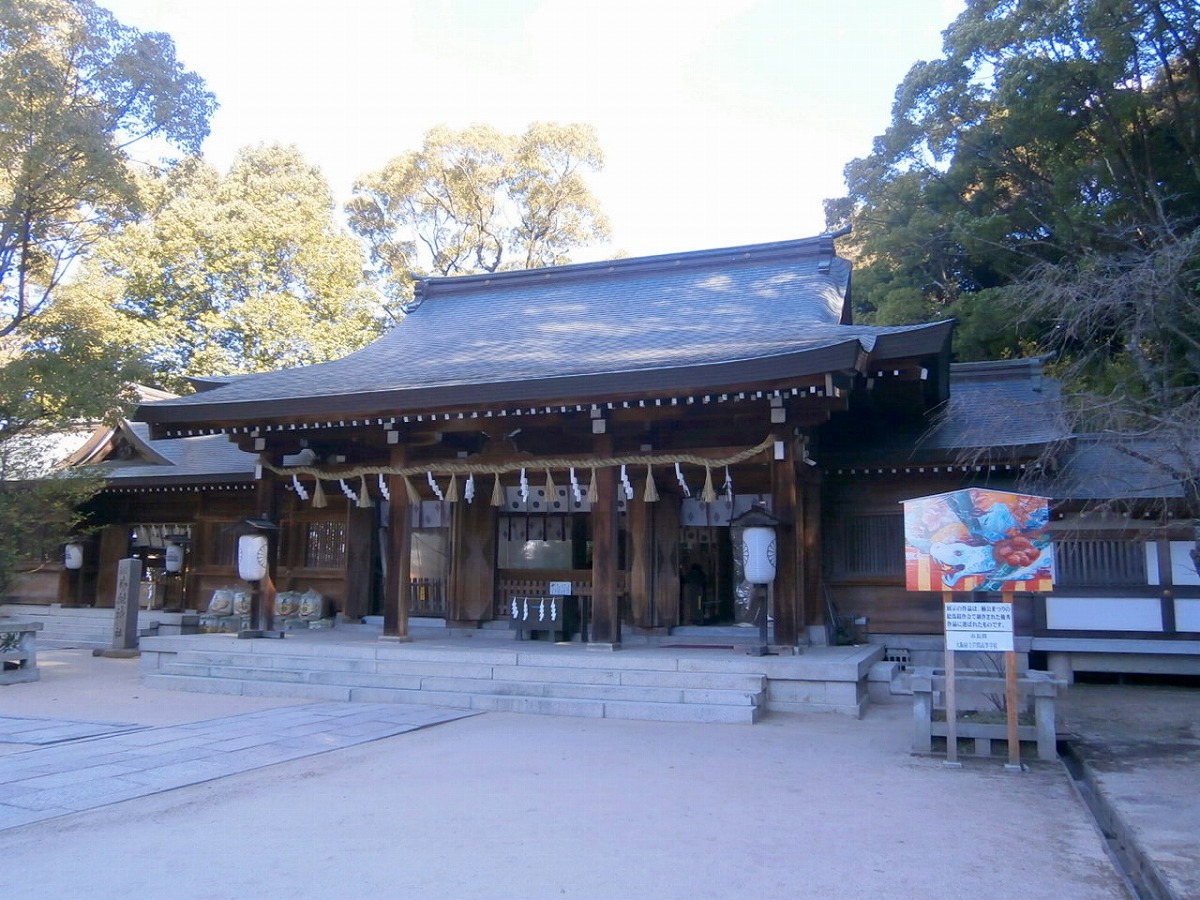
[0,620,43,684]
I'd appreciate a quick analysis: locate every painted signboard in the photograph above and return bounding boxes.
[902,489,1055,593]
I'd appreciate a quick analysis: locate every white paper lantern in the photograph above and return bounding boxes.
[165,542,184,573]
[742,526,777,584]
[64,543,84,571]
[237,533,269,581]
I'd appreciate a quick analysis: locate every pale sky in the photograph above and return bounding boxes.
[100,0,964,260]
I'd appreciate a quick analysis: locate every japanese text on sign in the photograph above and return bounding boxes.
[944,602,1014,652]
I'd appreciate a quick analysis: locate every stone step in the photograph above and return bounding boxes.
[157,661,763,707]
[168,648,767,692]
[143,672,760,724]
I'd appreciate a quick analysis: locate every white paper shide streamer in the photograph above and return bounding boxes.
[675,462,691,497]
[426,471,444,501]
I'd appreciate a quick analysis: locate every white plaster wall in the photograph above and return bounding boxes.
[1147,541,1200,586]
[1174,598,1200,632]
[1045,596,1163,632]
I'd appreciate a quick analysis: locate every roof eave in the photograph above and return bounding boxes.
[136,340,879,431]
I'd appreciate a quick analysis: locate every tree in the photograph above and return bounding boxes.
[88,145,385,389]
[826,0,1200,360]
[1015,220,1200,519]
[0,0,212,592]
[0,0,215,338]
[0,281,145,598]
[347,123,609,316]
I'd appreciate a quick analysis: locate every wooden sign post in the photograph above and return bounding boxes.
[942,590,959,766]
[1003,590,1020,770]
[905,489,1054,770]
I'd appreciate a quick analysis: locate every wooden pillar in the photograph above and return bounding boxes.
[771,438,800,646]
[252,457,281,633]
[95,524,127,608]
[590,434,621,646]
[343,504,375,621]
[801,466,822,630]
[448,493,496,626]
[627,492,653,629]
[652,498,681,628]
[384,448,411,639]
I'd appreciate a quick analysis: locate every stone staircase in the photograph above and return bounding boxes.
[1,604,113,648]
[139,636,769,724]
[0,604,198,649]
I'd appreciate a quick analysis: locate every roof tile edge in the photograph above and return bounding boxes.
[413,232,845,299]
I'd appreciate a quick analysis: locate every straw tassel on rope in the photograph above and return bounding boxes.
[311,478,327,508]
[357,475,374,508]
[643,464,659,502]
[445,472,459,503]
[491,473,504,507]
[403,475,422,506]
[700,466,718,503]
[587,468,598,503]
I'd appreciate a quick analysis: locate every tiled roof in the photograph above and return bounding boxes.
[1040,435,1192,500]
[920,357,1067,451]
[136,235,951,427]
[95,423,255,486]
[824,357,1067,465]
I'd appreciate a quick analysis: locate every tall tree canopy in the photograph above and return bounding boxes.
[830,0,1200,530]
[347,123,610,316]
[0,0,213,592]
[826,0,1200,360]
[86,145,384,390]
[0,0,215,340]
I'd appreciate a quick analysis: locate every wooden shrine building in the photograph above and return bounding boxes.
[135,233,959,647]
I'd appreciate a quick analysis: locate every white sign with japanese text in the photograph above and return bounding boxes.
[944,602,1014,652]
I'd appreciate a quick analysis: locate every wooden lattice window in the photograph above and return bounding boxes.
[830,514,904,577]
[1054,539,1146,587]
[304,521,346,569]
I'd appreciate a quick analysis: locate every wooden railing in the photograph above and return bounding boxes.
[409,577,446,617]
[911,667,1063,761]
